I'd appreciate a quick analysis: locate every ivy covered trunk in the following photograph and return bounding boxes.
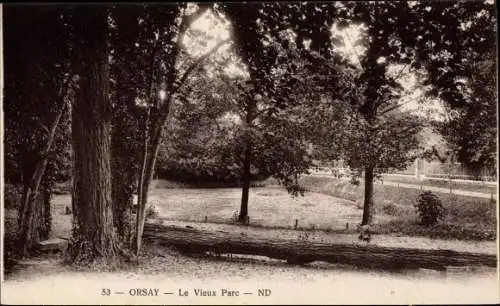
[67,6,117,263]
[111,157,134,246]
[361,165,375,226]
[111,109,138,246]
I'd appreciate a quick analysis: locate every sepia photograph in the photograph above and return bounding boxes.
[1,1,498,304]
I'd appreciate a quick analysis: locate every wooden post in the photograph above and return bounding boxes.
[415,158,420,180]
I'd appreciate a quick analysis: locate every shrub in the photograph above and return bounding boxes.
[229,211,239,224]
[414,191,445,226]
[145,204,160,220]
[4,184,22,209]
[381,201,399,216]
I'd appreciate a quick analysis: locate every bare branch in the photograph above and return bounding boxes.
[378,99,414,116]
[171,39,231,96]
[379,90,428,115]
[35,119,50,135]
[430,145,448,163]
[393,61,411,81]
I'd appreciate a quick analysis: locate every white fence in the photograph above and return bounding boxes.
[311,158,497,183]
[390,159,497,182]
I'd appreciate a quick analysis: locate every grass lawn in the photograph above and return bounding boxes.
[147,186,368,231]
[298,176,497,240]
[4,175,496,263]
[97,177,498,241]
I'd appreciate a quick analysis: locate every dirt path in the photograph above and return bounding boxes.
[2,244,498,305]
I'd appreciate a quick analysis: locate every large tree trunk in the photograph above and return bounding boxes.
[143,222,497,270]
[361,165,375,226]
[67,6,116,263]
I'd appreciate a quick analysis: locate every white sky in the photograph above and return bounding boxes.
[181,9,247,78]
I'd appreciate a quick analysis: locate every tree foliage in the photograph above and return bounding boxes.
[401,1,497,173]
[3,5,72,254]
[3,6,72,188]
[3,2,496,259]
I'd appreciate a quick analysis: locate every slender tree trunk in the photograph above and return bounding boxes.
[239,100,255,223]
[239,142,251,222]
[67,7,116,263]
[361,165,375,226]
[134,123,163,254]
[41,187,52,240]
[134,114,150,255]
[131,32,226,254]
[17,99,67,256]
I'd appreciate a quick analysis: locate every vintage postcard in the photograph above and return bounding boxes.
[1,1,499,304]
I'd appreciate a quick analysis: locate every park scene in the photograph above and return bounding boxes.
[2,2,498,304]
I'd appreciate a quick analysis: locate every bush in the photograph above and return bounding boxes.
[229,211,240,224]
[381,201,399,216]
[145,204,160,220]
[414,191,445,226]
[4,184,22,209]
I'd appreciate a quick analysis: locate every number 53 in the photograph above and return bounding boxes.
[101,288,111,296]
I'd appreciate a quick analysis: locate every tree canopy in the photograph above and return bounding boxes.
[3,1,496,261]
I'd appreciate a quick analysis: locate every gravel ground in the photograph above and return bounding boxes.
[2,242,498,305]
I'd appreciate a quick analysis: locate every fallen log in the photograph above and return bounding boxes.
[143,222,497,271]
